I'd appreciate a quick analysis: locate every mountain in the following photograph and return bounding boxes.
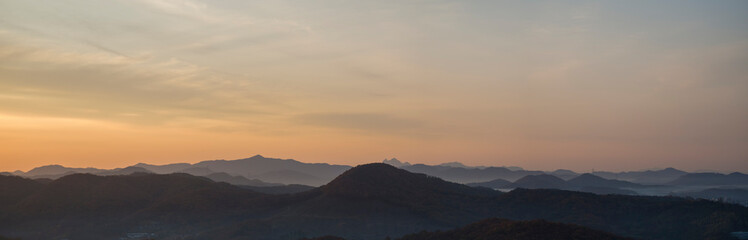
[2,163,747,240]
[204,172,281,187]
[134,155,354,186]
[208,163,504,239]
[398,218,630,240]
[177,167,215,176]
[401,164,544,183]
[383,158,411,167]
[467,178,512,189]
[593,168,687,185]
[668,172,748,186]
[20,165,104,179]
[0,175,44,210]
[252,169,327,186]
[567,173,642,189]
[673,188,748,206]
[548,169,579,180]
[133,162,192,174]
[575,186,638,195]
[241,184,315,194]
[99,166,151,176]
[192,155,351,186]
[18,165,150,179]
[438,162,470,168]
[1,173,265,239]
[321,163,499,207]
[509,174,568,189]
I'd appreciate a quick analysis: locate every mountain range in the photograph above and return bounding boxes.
[6,156,747,205]
[1,163,746,240]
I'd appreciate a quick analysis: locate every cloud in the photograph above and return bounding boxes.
[294,112,422,133]
[0,30,286,128]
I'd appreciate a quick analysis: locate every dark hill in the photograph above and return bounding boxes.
[322,163,498,199]
[493,188,748,240]
[509,174,567,189]
[398,218,630,240]
[204,172,281,187]
[0,175,44,210]
[467,178,512,189]
[15,173,263,217]
[2,164,747,240]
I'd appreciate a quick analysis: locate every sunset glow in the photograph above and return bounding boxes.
[1,1,747,172]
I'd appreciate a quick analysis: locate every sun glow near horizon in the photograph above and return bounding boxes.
[1,0,747,173]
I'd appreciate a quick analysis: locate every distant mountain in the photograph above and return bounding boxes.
[177,167,215,176]
[437,162,470,168]
[252,169,327,186]
[133,162,192,174]
[466,178,512,189]
[99,166,151,176]
[191,155,351,186]
[398,218,630,240]
[20,164,104,179]
[18,165,150,179]
[668,172,748,186]
[204,172,281,187]
[402,164,544,183]
[383,158,411,167]
[548,169,579,180]
[509,174,568,189]
[593,168,687,185]
[567,173,642,189]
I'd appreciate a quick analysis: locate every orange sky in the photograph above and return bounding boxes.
[1,1,747,172]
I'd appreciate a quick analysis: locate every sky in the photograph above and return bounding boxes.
[1,0,747,173]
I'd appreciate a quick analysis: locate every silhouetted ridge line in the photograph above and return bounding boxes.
[322,163,499,199]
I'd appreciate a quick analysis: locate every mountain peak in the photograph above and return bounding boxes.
[322,163,496,199]
[382,158,410,167]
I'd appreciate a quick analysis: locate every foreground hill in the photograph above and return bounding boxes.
[398,218,631,240]
[1,163,747,240]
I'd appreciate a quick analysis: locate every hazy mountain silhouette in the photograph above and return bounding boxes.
[129,155,350,186]
[593,167,687,184]
[252,169,327,186]
[18,165,151,179]
[383,158,411,167]
[1,165,747,240]
[401,164,544,183]
[509,174,568,189]
[471,173,642,196]
[133,162,192,174]
[398,218,631,240]
[548,169,580,180]
[668,172,748,186]
[204,172,282,187]
[177,167,215,176]
[567,173,643,189]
